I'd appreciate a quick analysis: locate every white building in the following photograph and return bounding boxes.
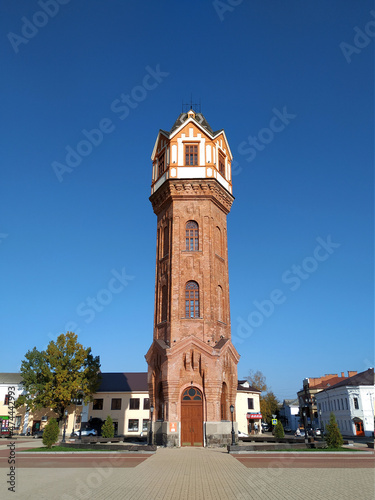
[315,368,374,438]
[279,399,299,431]
[236,380,262,435]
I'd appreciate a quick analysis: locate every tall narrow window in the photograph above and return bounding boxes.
[185,281,199,318]
[163,225,169,256]
[217,285,224,322]
[185,221,199,251]
[158,153,165,177]
[161,285,168,322]
[185,144,198,165]
[219,152,225,176]
[221,383,228,420]
[215,226,222,256]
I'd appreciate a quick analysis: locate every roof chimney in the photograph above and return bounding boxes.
[341,372,344,377]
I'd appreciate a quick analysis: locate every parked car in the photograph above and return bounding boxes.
[72,428,97,437]
[238,430,248,438]
[33,430,44,439]
[283,427,292,433]
[262,423,270,432]
[314,428,322,436]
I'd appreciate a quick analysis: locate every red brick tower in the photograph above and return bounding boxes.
[145,109,240,446]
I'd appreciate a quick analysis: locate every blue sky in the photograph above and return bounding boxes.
[1,0,373,401]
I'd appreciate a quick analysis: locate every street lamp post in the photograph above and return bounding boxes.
[62,410,69,443]
[230,404,235,446]
[319,409,324,438]
[148,404,154,446]
[303,408,309,444]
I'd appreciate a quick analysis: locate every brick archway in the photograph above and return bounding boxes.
[181,387,203,446]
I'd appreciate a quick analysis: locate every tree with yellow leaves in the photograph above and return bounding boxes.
[16,332,100,422]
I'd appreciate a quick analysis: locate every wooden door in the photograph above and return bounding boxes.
[355,421,364,436]
[181,387,203,446]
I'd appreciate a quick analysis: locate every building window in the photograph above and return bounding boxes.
[217,285,224,322]
[143,398,150,410]
[215,226,222,256]
[163,225,169,256]
[248,398,254,410]
[185,221,199,251]
[93,399,103,410]
[345,398,348,410]
[128,419,139,432]
[185,144,198,165]
[158,153,165,177]
[129,398,140,410]
[185,281,200,318]
[353,397,359,410]
[14,416,21,430]
[111,398,122,410]
[4,394,9,405]
[161,285,168,322]
[142,419,149,432]
[219,152,225,176]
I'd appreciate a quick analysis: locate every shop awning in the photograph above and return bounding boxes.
[246,413,262,419]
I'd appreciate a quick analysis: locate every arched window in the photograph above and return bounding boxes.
[182,387,202,400]
[185,221,199,251]
[185,281,200,318]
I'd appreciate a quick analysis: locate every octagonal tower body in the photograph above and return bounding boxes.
[145,110,240,446]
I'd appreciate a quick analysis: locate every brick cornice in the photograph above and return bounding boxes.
[149,178,234,216]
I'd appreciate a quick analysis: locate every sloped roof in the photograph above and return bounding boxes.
[237,380,261,393]
[283,398,299,406]
[312,376,349,389]
[0,373,23,384]
[322,368,374,392]
[170,112,218,135]
[97,372,148,392]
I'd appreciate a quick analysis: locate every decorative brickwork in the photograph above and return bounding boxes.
[145,112,239,446]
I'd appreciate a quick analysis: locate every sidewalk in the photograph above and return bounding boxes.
[4,446,375,500]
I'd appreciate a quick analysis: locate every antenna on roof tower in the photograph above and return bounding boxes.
[182,96,201,114]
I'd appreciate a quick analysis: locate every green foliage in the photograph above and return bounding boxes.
[101,415,114,438]
[19,332,101,421]
[42,418,59,449]
[325,412,344,448]
[274,420,285,439]
[260,391,280,424]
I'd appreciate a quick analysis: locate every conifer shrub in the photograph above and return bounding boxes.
[325,412,344,448]
[42,418,59,449]
[101,415,114,438]
[274,420,285,439]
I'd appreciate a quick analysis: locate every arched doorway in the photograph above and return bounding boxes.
[181,387,203,446]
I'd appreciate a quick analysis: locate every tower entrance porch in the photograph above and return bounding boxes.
[181,387,203,446]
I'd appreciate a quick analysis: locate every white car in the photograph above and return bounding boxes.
[73,428,97,437]
[238,430,248,438]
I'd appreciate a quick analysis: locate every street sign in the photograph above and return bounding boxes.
[272,419,277,425]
